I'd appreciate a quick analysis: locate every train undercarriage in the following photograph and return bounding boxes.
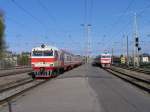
[101,63,111,68]
[31,67,64,79]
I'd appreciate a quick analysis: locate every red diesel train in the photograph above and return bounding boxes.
[31,44,83,79]
[93,53,112,68]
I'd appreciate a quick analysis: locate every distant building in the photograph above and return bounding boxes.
[0,51,18,68]
[140,53,150,63]
[4,51,18,66]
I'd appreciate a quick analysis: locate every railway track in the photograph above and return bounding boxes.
[0,70,48,105]
[0,65,82,105]
[0,77,32,93]
[126,67,150,75]
[0,66,31,70]
[0,68,32,77]
[113,65,150,75]
[0,78,48,105]
[106,67,150,93]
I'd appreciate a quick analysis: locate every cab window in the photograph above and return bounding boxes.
[54,51,58,58]
[32,51,42,56]
[43,50,53,56]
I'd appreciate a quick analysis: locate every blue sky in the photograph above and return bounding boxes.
[0,0,150,55]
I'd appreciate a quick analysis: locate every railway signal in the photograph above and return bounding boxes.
[133,13,140,67]
[138,47,141,51]
[135,37,139,47]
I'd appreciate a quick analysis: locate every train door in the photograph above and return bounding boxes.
[54,50,59,66]
[60,52,64,66]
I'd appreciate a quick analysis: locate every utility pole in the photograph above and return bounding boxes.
[126,35,129,66]
[133,13,140,67]
[122,34,125,56]
[112,48,114,65]
[81,24,92,63]
[87,24,91,63]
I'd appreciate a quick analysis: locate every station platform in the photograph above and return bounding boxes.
[6,64,150,112]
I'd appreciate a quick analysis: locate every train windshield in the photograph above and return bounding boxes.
[32,50,53,56]
[101,55,111,58]
[43,50,53,56]
[32,51,42,56]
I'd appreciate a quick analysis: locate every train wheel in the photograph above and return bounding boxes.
[60,68,64,74]
[32,73,35,79]
[52,70,56,78]
[52,69,59,78]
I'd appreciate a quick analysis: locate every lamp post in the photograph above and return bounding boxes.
[81,24,92,63]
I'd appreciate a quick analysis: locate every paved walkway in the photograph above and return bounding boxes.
[11,65,101,112]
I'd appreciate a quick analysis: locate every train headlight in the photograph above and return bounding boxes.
[31,64,35,67]
[40,67,45,73]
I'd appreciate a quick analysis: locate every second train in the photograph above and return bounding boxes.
[93,52,112,68]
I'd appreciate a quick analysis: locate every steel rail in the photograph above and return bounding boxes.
[106,68,150,93]
[0,79,48,105]
[0,69,32,77]
[0,77,32,93]
[113,65,150,75]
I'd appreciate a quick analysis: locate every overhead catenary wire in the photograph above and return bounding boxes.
[106,0,135,52]
[5,16,35,47]
[112,4,150,50]
[36,0,66,40]
[89,0,93,24]
[84,0,88,24]
[82,0,93,59]
[6,16,25,27]
[36,0,80,49]
[36,0,56,23]
[11,0,48,36]
[107,0,135,35]
[109,0,150,57]
[5,16,36,35]
[136,3,150,27]
[111,1,150,40]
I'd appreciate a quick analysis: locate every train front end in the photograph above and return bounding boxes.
[31,44,59,79]
[100,53,112,68]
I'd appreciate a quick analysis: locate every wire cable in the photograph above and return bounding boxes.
[107,0,135,35]
[37,0,56,23]
[11,0,48,35]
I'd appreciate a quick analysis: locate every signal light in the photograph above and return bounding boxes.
[138,47,141,51]
[135,37,139,47]
[135,37,139,42]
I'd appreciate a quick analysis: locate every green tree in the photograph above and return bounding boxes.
[17,52,30,66]
[0,10,6,59]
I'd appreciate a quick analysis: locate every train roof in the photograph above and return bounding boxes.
[101,53,111,56]
[31,45,82,57]
[32,44,59,51]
